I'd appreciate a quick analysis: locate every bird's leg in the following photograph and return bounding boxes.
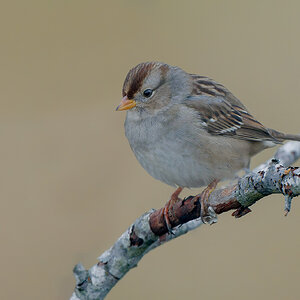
[162,187,183,234]
[200,179,219,224]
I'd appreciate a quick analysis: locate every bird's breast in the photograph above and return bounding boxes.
[124,109,250,188]
[124,110,214,187]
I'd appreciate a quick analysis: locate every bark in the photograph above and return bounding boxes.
[70,141,300,300]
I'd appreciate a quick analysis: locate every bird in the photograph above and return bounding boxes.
[116,62,300,228]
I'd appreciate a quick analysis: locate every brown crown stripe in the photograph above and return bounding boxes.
[122,62,168,99]
[123,63,154,99]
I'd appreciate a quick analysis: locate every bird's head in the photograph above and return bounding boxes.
[116,62,192,113]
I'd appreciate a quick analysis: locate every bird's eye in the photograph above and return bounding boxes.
[143,89,153,98]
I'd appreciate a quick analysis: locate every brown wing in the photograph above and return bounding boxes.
[185,75,281,143]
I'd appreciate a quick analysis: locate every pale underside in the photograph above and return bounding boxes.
[125,104,269,188]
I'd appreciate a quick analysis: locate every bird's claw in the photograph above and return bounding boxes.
[162,187,183,234]
[199,179,219,224]
[232,206,252,218]
[201,206,218,225]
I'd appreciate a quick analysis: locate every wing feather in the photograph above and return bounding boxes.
[185,75,281,143]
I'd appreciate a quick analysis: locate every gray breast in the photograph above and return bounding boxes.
[124,107,220,188]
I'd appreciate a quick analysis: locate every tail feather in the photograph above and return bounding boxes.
[269,129,300,142]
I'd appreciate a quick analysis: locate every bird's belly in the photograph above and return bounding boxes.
[131,136,248,188]
[134,147,209,187]
[125,110,251,188]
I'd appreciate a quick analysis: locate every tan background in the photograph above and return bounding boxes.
[1,1,300,299]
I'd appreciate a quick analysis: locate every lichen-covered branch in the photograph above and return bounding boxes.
[70,141,300,300]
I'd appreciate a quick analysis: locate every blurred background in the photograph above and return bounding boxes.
[1,1,300,299]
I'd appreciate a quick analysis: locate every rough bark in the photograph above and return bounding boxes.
[70,141,300,300]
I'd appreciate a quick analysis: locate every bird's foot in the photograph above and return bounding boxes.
[162,187,183,234]
[200,179,219,225]
[232,206,252,218]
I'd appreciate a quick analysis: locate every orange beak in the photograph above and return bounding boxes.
[116,96,136,111]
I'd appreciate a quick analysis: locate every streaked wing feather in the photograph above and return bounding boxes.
[185,75,281,143]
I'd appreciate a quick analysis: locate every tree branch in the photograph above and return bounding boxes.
[70,141,300,300]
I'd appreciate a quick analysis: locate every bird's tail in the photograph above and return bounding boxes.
[268,129,300,142]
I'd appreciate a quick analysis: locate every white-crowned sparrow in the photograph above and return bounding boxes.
[116,62,300,226]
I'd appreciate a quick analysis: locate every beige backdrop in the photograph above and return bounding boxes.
[1,1,300,299]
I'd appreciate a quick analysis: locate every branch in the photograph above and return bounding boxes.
[70,141,300,300]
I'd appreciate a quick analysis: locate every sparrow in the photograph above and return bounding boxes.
[116,62,300,227]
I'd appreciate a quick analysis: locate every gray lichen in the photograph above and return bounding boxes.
[71,141,300,300]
